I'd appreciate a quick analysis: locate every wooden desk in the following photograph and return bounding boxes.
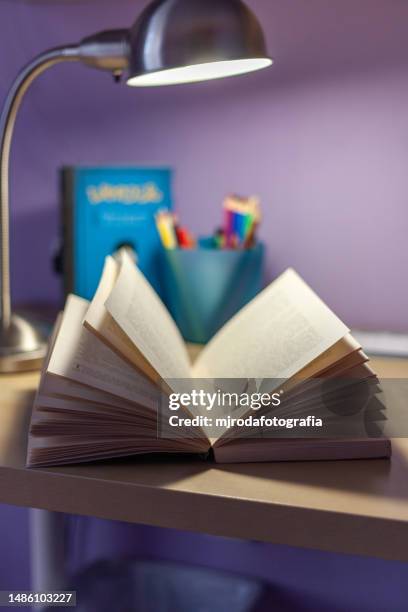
[1,358,408,562]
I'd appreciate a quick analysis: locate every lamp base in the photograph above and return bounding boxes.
[0,313,48,373]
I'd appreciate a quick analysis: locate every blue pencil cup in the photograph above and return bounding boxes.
[160,241,264,344]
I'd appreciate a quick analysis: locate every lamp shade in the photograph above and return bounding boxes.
[127,0,272,86]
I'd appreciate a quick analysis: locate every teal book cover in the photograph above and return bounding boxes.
[61,166,173,300]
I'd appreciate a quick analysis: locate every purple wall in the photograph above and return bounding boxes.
[0,504,30,590]
[1,0,408,330]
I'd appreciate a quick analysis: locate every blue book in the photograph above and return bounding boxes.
[61,166,173,300]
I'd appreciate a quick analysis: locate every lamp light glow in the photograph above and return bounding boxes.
[127,58,273,87]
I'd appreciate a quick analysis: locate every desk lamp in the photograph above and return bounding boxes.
[0,0,272,372]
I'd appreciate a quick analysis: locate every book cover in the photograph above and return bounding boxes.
[61,166,173,300]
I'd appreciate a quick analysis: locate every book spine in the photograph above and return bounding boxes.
[60,167,75,297]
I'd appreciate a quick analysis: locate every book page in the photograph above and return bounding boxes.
[105,250,192,380]
[83,255,162,382]
[84,255,119,333]
[193,269,349,379]
[40,375,147,413]
[213,438,391,463]
[47,294,159,409]
[290,334,361,380]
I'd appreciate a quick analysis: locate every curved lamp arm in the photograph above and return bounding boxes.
[0,45,80,329]
[0,30,129,371]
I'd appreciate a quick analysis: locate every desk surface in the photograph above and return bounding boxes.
[1,358,408,562]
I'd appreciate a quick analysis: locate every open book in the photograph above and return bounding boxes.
[27,251,390,466]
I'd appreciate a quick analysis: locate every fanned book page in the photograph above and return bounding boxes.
[104,251,192,380]
[46,294,159,408]
[84,256,162,383]
[28,296,209,467]
[193,269,349,379]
